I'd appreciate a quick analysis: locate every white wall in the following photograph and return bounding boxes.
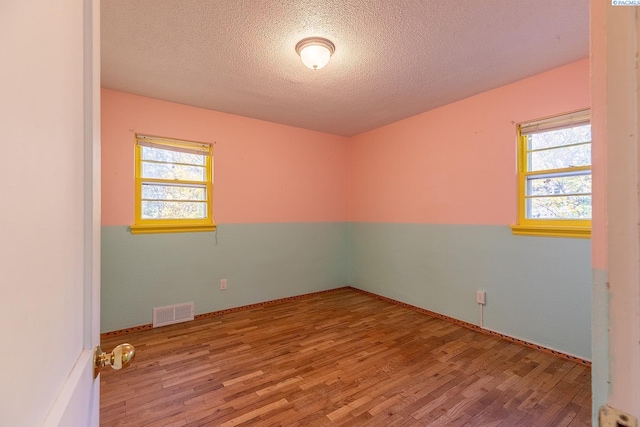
[0,1,90,425]
[590,0,640,421]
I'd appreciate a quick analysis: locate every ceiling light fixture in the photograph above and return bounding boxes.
[295,37,335,70]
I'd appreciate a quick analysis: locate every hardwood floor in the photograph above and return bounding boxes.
[100,288,591,426]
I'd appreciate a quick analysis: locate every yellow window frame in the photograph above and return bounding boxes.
[511,111,591,238]
[130,135,216,235]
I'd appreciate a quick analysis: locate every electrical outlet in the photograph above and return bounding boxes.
[220,279,227,290]
[476,290,486,305]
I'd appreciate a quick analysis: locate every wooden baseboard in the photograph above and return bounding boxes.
[100,287,349,339]
[101,285,590,367]
[347,286,591,367]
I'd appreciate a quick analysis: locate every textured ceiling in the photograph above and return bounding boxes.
[101,0,589,137]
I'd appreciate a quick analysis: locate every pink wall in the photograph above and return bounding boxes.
[348,59,590,225]
[101,89,348,225]
[103,59,589,227]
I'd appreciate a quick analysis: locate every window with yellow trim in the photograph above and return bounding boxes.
[130,134,215,234]
[511,110,591,238]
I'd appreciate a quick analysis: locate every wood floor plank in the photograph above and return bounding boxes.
[101,288,591,426]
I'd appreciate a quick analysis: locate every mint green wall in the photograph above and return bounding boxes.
[103,221,592,361]
[101,223,348,332]
[348,223,592,360]
[103,221,592,360]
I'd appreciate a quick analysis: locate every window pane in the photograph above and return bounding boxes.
[141,162,206,181]
[141,201,207,219]
[142,184,206,201]
[528,125,591,150]
[526,174,591,197]
[527,195,592,219]
[528,144,591,172]
[141,146,205,165]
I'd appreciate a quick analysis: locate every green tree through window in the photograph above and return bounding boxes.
[131,135,215,234]
[512,110,591,238]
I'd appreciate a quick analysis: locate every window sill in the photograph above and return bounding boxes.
[130,223,216,235]
[510,224,590,239]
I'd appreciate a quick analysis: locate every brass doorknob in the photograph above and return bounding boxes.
[94,343,136,378]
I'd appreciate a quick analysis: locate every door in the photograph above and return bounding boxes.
[0,0,102,425]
